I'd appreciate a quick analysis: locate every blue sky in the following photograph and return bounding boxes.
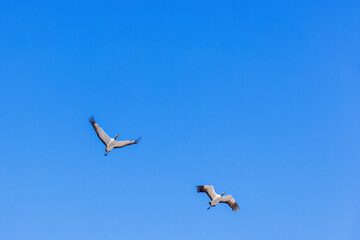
[1,1,359,239]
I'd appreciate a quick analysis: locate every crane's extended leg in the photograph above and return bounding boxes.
[104,152,108,156]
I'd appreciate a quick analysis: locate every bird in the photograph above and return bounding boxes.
[88,116,141,156]
[196,185,240,211]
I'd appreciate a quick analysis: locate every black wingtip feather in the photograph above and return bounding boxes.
[196,185,205,193]
[134,136,142,144]
[88,115,95,124]
[232,203,240,212]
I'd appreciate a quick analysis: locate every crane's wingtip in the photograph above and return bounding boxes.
[88,115,95,124]
[134,136,142,144]
[196,185,205,193]
[232,203,240,211]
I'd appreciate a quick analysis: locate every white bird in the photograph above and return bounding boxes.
[89,116,141,156]
[196,185,240,211]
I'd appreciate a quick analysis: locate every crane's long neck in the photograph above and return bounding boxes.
[221,192,226,196]
[114,134,119,140]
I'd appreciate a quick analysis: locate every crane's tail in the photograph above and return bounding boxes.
[134,136,142,144]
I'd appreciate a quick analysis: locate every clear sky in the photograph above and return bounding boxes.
[1,1,359,239]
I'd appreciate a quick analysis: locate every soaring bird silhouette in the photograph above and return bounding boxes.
[196,185,240,211]
[89,116,141,156]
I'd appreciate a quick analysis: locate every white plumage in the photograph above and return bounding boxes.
[196,185,240,211]
[89,116,141,156]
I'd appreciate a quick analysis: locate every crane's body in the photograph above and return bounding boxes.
[209,194,223,207]
[105,139,117,153]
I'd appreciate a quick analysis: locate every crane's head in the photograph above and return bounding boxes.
[114,134,119,140]
[221,191,226,196]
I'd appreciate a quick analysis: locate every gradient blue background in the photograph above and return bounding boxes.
[1,1,359,239]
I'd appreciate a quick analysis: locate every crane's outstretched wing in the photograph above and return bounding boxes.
[89,116,111,146]
[114,140,134,148]
[196,185,217,200]
[114,137,141,148]
[220,195,240,211]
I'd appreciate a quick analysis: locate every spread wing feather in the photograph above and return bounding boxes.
[114,137,141,148]
[114,140,135,148]
[196,185,217,200]
[89,116,111,146]
[220,195,240,211]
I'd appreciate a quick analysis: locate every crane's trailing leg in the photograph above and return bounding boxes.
[104,152,108,156]
[207,206,211,210]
